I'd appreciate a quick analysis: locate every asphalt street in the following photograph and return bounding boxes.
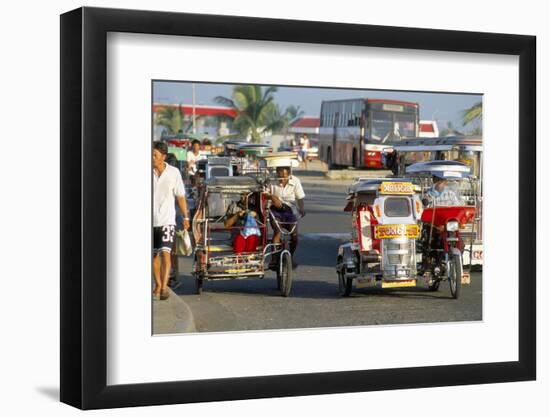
[172,166,483,332]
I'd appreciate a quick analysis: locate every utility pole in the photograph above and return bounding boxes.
[192,83,197,134]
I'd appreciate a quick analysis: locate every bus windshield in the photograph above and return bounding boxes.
[395,113,416,137]
[370,111,416,142]
[371,112,393,142]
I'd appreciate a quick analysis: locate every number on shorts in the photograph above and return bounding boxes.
[162,225,173,242]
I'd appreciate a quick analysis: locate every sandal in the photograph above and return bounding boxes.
[160,288,170,300]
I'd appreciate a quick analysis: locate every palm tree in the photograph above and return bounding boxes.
[215,85,286,143]
[155,104,185,135]
[285,105,304,121]
[461,101,482,134]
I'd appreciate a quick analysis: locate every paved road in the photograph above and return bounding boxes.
[173,167,482,332]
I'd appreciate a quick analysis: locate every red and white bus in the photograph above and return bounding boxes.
[319,98,419,169]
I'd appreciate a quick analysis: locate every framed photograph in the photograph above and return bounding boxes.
[60,6,536,409]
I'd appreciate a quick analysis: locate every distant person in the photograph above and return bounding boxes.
[186,139,205,184]
[299,134,310,169]
[289,137,298,150]
[153,142,190,301]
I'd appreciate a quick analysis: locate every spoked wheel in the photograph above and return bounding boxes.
[449,254,463,299]
[277,252,293,297]
[193,253,204,295]
[194,273,204,295]
[337,263,352,297]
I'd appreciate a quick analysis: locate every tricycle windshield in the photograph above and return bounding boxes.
[384,197,411,217]
[425,178,470,207]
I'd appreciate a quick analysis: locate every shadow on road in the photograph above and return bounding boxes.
[173,275,456,301]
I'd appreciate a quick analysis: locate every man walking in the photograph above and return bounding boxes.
[153,141,190,300]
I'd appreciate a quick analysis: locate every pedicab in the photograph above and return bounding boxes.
[405,160,478,298]
[191,173,297,297]
[336,178,424,296]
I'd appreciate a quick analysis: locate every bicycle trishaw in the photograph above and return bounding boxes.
[191,164,299,297]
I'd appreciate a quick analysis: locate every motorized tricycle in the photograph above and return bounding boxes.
[336,178,424,296]
[405,160,477,298]
[386,135,483,267]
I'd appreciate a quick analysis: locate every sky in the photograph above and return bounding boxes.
[153,81,482,131]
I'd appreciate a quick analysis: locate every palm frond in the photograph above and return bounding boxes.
[214,95,236,108]
[461,102,482,126]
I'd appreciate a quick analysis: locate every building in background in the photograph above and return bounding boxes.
[288,116,320,142]
[153,103,237,140]
[419,120,440,138]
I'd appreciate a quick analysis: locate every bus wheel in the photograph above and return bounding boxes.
[327,148,335,169]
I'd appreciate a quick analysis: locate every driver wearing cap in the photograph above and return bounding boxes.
[426,174,461,206]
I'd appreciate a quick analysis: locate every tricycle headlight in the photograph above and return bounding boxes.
[446,221,459,232]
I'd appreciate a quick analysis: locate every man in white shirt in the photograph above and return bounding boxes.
[153,141,190,300]
[186,139,205,183]
[266,166,306,268]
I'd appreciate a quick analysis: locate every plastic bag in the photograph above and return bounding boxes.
[175,229,193,256]
[241,213,261,238]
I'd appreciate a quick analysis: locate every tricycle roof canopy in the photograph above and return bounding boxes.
[205,175,262,191]
[405,160,472,178]
[389,135,483,152]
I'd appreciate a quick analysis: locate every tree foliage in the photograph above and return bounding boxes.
[215,85,288,143]
[155,104,185,135]
[461,101,483,132]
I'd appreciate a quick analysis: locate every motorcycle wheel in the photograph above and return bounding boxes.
[449,254,463,299]
[337,266,353,297]
[278,252,292,297]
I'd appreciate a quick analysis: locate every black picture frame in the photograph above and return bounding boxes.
[60,6,536,410]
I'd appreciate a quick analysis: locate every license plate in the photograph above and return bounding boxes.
[382,279,416,289]
[375,224,420,239]
[356,278,372,288]
[380,182,415,195]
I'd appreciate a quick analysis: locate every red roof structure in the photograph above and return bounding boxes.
[153,103,237,118]
[420,123,435,133]
[290,116,320,128]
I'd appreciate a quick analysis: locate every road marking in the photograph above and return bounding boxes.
[300,232,351,240]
